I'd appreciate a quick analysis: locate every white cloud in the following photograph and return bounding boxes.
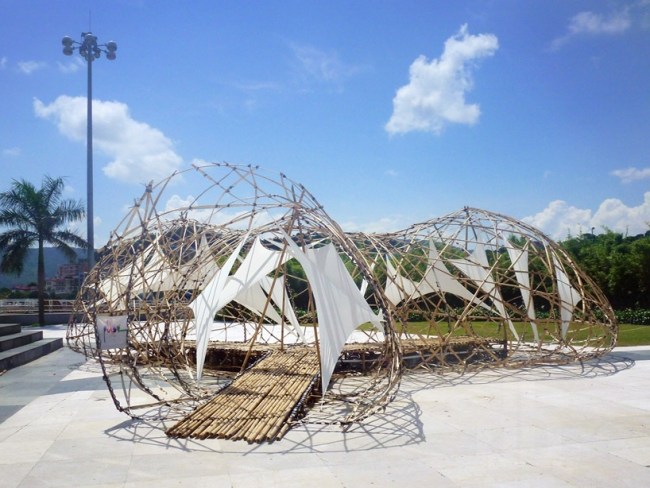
[232,80,281,92]
[2,147,21,157]
[385,24,498,135]
[162,193,280,229]
[569,10,631,34]
[57,58,83,74]
[523,201,592,239]
[611,166,650,183]
[1,57,7,69]
[34,95,183,184]
[163,194,232,223]
[290,43,361,86]
[551,9,631,49]
[385,169,399,177]
[163,194,198,214]
[340,216,406,234]
[17,60,46,74]
[524,192,650,240]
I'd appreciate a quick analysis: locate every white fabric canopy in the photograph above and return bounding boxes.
[191,234,303,380]
[130,242,171,295]
[233,275,306,343]
[189,235,248,382]
[504,240,539,342]
[259,275,306,343]
[98,243,157,308]
[359,261,376,298]
[181,235,220,291]
[234,280,285,325]
[385,256,420,306]
[284,235,381,393]
[98,264,131,309]
[553,254,582,338]
[449,242,518,340]
[421,243,493,312]
[223,236,289,301]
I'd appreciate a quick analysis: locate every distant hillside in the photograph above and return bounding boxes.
[0,248,86,289]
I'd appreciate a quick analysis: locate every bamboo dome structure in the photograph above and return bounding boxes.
[66,164,617,442]
[357,207,617,370]
[67,163,401,440]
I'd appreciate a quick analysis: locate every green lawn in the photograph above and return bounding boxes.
[398,321,650,347]
[616,324,650,347]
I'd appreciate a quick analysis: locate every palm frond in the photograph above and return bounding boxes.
[40,176,65,210]
[0,180,39,224]
[51,230,89,251]
[0,208,32,228]
[52,199,86,225]
[0,234,35,275]
[0,228,37,249]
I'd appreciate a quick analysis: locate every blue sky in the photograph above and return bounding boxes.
[1,0,649,246]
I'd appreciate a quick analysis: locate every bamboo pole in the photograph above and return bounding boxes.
[166,348,319,441]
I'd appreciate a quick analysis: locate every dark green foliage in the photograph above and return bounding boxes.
[561,230,650,310]
[614,309,650,325]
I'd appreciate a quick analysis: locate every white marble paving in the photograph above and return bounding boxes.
[1,346,650,487]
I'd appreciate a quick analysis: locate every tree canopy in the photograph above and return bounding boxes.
[0,176,87,324]
[561,230,650,309]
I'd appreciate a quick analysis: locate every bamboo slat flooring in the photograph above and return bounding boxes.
[166,347,319,443]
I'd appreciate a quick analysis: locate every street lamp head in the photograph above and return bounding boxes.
[62,33,118,61]
[84,33,97,45]
[106,41,117,60]
[62,36,74,55]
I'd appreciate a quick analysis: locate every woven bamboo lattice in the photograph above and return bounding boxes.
[67,162,401,429]
[66,164,617,442]
[353,207,617,371]
[166,347,319,442]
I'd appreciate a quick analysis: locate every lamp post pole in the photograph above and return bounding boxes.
[62,33,117,270]
[85,48,94,270]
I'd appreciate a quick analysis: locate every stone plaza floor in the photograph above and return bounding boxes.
[1,326,649,487]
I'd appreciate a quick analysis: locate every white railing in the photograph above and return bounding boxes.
[0,299,75,314]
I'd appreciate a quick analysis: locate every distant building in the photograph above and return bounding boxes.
[11,284,38,293]
[46,260,89,297]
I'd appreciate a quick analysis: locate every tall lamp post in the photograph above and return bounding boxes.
[61,33,117,270]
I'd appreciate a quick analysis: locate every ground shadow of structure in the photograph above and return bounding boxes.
[403,353,635,392]
[103,352,634,454]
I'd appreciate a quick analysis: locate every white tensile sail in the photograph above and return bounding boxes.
[504,239,539,342]
[234,275,306,343]
[449,242,519,341]
[384,256,420,306]
[189,235,248,382]
[553,254,582,339]
[422,243,494,312]
[284,235,381,393]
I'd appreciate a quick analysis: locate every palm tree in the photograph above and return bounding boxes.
[0,176,87,325]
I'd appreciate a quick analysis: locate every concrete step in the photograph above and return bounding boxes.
[0,323,21,337]
[0,338,63,371]
[0,330,43,352]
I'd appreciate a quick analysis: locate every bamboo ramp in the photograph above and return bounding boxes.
[166,347,320,443]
